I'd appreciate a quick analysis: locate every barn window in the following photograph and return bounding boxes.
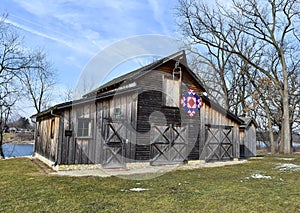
[77,118,91,137]
[50,119,55,139]
[163,78,180,107]
[37,122,40,137]
[114,108,122,117]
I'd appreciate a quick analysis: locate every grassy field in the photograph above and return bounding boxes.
[0,155,299,212]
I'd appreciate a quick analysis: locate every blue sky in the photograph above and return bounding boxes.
[1,0,180,116]
[1,0,178,83]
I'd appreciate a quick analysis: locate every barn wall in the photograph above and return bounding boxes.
[57,91,138,165]
[58,103,97,165]
[197,102,241,160]
[135,62,197,161]
[58,108,72,164]
[155,59,204,95]
[135,90,183,160]
[135,61,241,161]
[240,124,256,157]
[36,57,245,166]
[95,92,137,164]
[35,116,59,163]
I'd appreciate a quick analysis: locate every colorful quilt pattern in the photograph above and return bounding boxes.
[180,88,203,118]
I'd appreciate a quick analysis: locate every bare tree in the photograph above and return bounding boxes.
[288,64,300,140]
[20,50,56,113]
[188,45,255,116]
[0,14,55,158]
[178,1,277,152]
[0,89,17,159]
[59,85,74,102]
[177,0,300,154]
[187,46,233,109]
[0,14,34,158]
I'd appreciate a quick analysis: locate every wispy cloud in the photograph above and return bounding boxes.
[147,0,171,35]
[5,19,68,47]
[3,0,179,88]
[10,0,158,53]
[0,0,179,115]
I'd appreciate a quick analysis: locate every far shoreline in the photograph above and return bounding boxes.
[3,141,34,145]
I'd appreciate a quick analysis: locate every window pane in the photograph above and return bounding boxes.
[77,119,91,137]
[83,128,89,136]
[78,121,84,129]
[78,130,82,137]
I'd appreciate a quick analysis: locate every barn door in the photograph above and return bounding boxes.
[102,119,126,168]
[204,125,233,162]
[150,124,187,166]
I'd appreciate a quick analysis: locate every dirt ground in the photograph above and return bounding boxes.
[46,159,250,179]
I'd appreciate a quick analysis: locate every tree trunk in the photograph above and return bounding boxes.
[282,104,291,154]
[279,125,284,153]
[290,123,294,152]
[281,55,291,154]
[0,131,5,159]
[266,108,276,154]
[258,89,275,153]
[0,146,4,159]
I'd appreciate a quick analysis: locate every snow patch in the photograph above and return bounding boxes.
[241,173,272,182]
[250,174,272,179]
[129,188,149,192]
[276,163,300,171]
[276,158,295,161]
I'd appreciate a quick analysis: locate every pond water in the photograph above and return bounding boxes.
[2,143,34,158]
[257,141,300,149]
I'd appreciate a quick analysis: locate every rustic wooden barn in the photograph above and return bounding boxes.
[239,117,257,157]
[33,51,255,169]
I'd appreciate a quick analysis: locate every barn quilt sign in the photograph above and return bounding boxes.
[180,87,203,118]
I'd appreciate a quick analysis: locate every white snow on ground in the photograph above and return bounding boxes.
[276,163,300,171]
[276,158,295,161]
[250,174,272,179]
[241,173,272,182]
[129,188,150,192]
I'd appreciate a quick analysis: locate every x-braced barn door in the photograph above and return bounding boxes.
[150,124,187,166]
[102,119,126,168]
[204,125,233,162]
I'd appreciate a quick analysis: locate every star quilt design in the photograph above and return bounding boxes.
[180,87,203,117]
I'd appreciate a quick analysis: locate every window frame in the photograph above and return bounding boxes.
[50,119,55,139]
[76,118,93,139]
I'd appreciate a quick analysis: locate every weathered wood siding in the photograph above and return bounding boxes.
[95,92,137,164]
[198,103,240,160]
[35,116,59,163]
[134,60,241,161]
[57,91,138,165]
[135,60,205,160]
[240,124,256,157]
[36,57,244,165]
[136,90,183,160]
[58,103,96,164]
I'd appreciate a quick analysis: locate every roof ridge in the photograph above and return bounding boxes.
[83,50,186,98]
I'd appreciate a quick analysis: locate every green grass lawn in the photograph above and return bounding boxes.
[0,155,300,212]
